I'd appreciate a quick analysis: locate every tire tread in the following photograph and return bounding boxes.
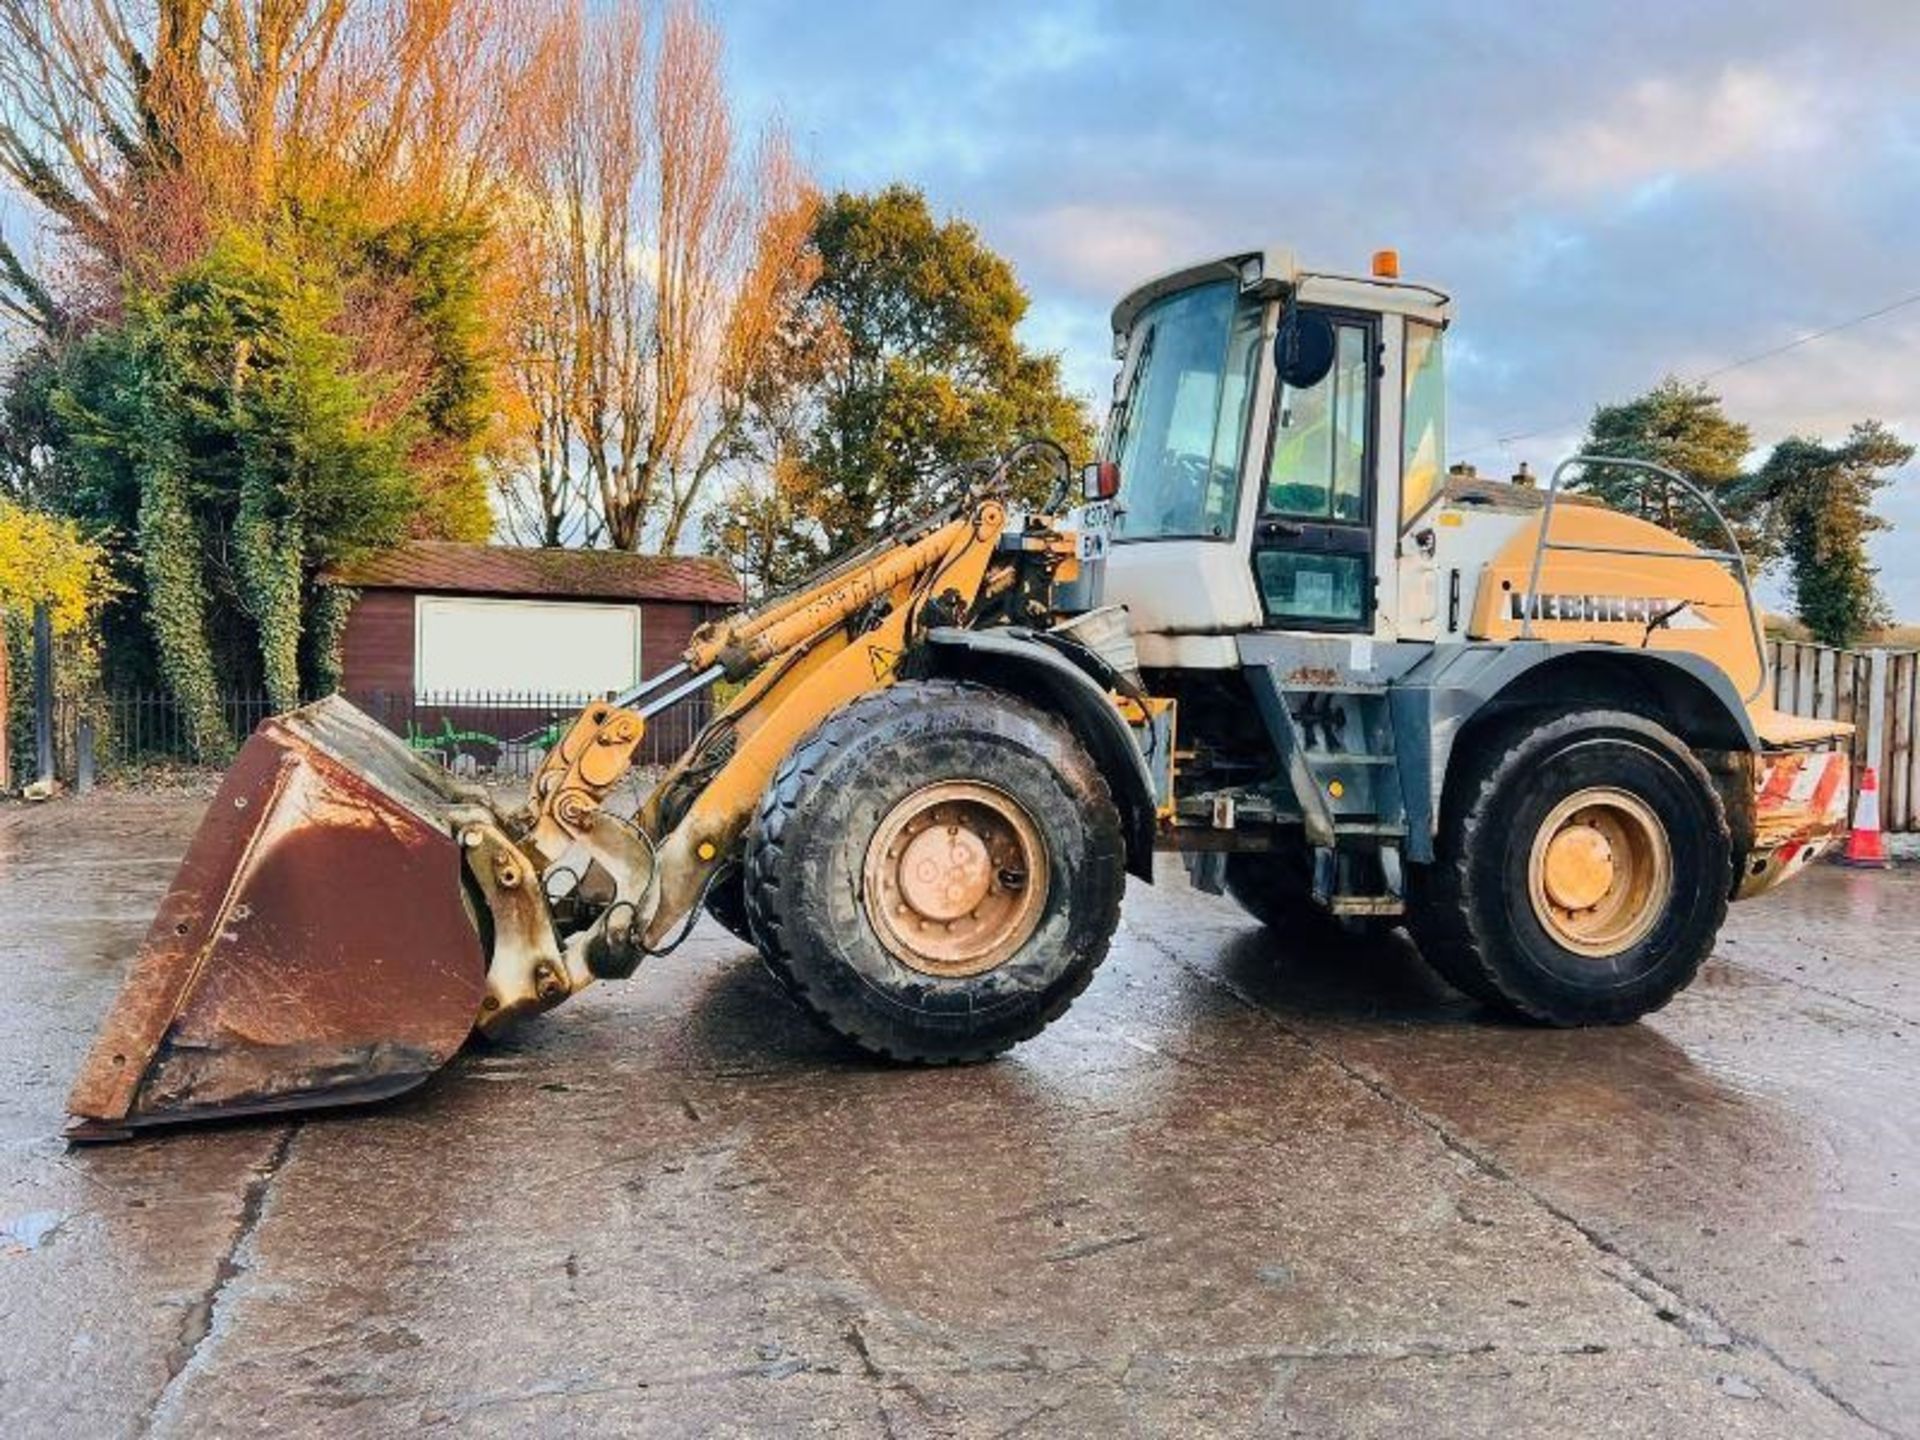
[743,679,1124,1062]
[1411,707,1730,1024]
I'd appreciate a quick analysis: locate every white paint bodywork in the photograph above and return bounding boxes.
[1391,494,1536,643]
[1102,535,1266,668]
[1098,248,1455,663]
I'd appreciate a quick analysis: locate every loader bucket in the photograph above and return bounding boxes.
[66,697,494,1141]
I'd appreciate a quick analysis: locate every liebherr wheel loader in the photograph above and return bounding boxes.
[68,248,1852,1139]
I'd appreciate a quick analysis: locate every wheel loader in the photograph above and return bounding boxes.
[67,247,1853,1139]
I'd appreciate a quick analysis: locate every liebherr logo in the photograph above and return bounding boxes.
[1507,593,1715,629]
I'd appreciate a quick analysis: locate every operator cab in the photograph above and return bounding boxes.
[1094,248,1452,668]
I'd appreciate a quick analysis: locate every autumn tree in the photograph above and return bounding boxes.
[1737,421,1912,648]
[495,0,819,553]
[0,1,521,734]
[0,496,116,774]
[705,185,1090,594]
[0,0,521,312]
[1575,378,1753,551]
[0,1,516,533]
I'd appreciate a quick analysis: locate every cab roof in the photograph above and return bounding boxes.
[1109,247,1453,347]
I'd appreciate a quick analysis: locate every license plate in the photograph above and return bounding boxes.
[1072,502,1113,560]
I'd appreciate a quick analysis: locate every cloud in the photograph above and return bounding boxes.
[724,0,1920,614]
[1531,66,1828,197]
[976,1,1113,81]
[1006,203,1209,298]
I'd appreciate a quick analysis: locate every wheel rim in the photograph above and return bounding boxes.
[863,781,1050,978]
[1526,786,1673,958]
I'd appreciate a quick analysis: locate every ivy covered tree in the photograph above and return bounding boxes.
[52,226,433,750]
[1741,421,1913,648]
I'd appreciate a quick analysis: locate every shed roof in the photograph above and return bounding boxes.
[325,542,743,607]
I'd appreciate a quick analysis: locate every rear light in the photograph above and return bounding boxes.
[1082,461,1120,501]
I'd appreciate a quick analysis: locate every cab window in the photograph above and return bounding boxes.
[1265,319,1372,522]
[1401,320,1446,524]
[1111,281,1263,540]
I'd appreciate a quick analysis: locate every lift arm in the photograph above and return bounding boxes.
[66,477,1087,1138]
[490,497,1022,1021]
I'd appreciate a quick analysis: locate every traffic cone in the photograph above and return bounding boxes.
[1841,765,1890,869]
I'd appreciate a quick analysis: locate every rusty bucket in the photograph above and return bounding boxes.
[67,698,495,1140]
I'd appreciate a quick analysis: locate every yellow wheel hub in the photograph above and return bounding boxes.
[1526,787,1673,958]
[863,781,1049,978]
[1542,824,1616,912]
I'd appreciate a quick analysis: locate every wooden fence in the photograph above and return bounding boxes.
[1768,640,1919,832]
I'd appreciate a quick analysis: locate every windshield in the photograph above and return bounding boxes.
[1109,280,1263,540]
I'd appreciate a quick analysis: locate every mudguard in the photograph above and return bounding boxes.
[926,627,1158,880]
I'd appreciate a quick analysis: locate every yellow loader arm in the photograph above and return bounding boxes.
[68,489,1079,1139]
[490,498,1019,1013]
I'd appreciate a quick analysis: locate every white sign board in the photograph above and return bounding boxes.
[415,596,642,696]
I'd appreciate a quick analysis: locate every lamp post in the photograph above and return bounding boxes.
[33,601,53,789]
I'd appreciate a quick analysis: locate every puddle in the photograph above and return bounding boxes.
[1,1210,65,1255]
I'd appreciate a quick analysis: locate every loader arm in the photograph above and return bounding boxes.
[513,497,1019,988]
[66,494,1042,1137]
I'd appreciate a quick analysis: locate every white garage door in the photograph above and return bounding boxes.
[415,597,643,696]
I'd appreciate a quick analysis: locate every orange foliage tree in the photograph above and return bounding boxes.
[496,0,820,552]
[0,0,521,303]
[0,1,536,726]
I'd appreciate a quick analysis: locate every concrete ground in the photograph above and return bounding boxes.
[0,794,1915,1439]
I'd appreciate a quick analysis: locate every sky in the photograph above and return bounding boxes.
[720,0,1920,619]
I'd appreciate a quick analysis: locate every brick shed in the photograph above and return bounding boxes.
[325,542,742,701]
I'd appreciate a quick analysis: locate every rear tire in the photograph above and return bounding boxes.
[743,680,1126,1062]
[1410,708,1730,1025]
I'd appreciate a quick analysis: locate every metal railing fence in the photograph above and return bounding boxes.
[29,688,711,788]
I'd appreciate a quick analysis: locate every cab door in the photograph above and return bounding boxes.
[1250,312,1379,632]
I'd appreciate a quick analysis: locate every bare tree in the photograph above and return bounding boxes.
[0,0,523,325]
[496,304,600,547]
[498,0,817,552]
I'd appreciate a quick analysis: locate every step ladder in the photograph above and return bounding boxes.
[1274,681,1408,917]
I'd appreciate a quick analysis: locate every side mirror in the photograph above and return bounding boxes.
[1274,307,1336,390]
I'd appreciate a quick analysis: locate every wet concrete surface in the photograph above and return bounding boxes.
[0,792,1913,1437]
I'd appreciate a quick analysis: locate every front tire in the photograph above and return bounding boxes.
[1410,709,1730,1025]
[743,681,1126,1062]
[703,867,757,945]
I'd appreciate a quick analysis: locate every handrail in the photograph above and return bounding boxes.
[1521,454,1768,703]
